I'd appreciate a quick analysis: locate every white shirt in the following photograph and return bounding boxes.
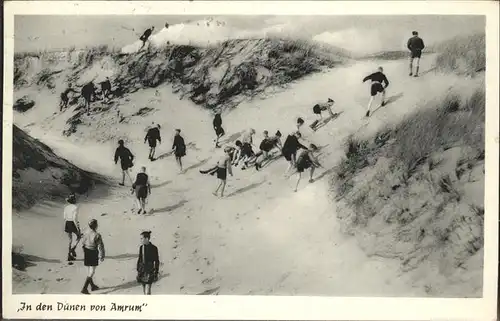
[64,204,79,222]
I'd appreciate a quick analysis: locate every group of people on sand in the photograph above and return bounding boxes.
[59,77,113,115]
[63,194,160,295]
[57,29,426,295]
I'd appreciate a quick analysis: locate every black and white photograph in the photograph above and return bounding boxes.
[2,1,499,319]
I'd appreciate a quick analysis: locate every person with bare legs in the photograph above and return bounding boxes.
[213,147,233,198]
[289,144,322,192]
[114,139,135,186]
[282,131,308,175]
[133,166,151,214]
[234,140,256,170]
[81,81,97,116]
[60,83,77,112]
[362,66,389,117]
[144,123,161,161]
[407,31,425,77]
[172,129,186,173]
[255,130,282,170]
[63,194,81,262]
[80,219,105,294]
[310,98,335,131]
[136,231,159,295]
[139,26,155,51]
[213,112,225,148]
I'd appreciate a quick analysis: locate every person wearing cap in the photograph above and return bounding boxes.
[63,194,81,262]
[80,219,105,294]
[282,131,308,175]
[407,31,425,77]
[144,123,161,161]
[310,98,335,131]
[114,139,135,186]
[132,166,151,214]
[136,231,160,295]
[213,112,225,148]
[362,66,389,117]
[289,144,323,192]
[60,83,77,112]
[172,129,186,173]
[213,146,234,198]
[255,130,283,170]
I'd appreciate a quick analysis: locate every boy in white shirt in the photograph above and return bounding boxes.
[63,194,81,261]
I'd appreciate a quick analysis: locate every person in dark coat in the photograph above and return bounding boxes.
[282,131,308,175]
[133,166,151,214]
[255,130,282,170]
[60,83,77,111]
[172,129,186,173]
[99,77,112,102]
[213,112,225,148]
[139,26,155,50]
[114,139,135,186]
[137,231,160,295]
[144,123,161,161]
[407,31,425,77]
[362,66,390,117]
[81,81,97,116]
[80,219,105,294]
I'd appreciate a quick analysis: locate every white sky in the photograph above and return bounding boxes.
[14,15,485,55]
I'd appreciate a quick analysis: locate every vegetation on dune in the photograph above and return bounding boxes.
[12,125,107,210]
[331,88,485,296]
[433,33,485,76]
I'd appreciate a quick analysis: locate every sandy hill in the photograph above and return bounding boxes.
[10,32,485,297]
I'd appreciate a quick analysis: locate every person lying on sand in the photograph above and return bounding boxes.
[137,231,159,295]
[133,166,151,215]
[63,194,81,262]
[362,66,389,118]
[80,219,105,294]
[144,122,161,161]
[255,130,282,170]
[114,139,135,186]
[288,144,323,192]
[309,98,335,131]
[172,129,186,173]
[60,83,77,112]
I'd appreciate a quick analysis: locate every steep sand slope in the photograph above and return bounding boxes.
[12,54,483,296]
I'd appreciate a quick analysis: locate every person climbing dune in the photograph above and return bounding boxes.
[407,31,425,77]
[81,81,97,116]
[99,77,112,102]
[288,144,323,192]
[139,26,155,51]
[144,123,161,161]
[282,131,308,175]
[172,129,186,173]
[255,130,282,170]
[362,66,389,118]
[60,83,77,112]
[114,139,135,186]
[310,98,335,131]
[132,166,151,215]
[213,112,225,148]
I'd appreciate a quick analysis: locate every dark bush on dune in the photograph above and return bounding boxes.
[12,125,107,210]
[13,96,36,112]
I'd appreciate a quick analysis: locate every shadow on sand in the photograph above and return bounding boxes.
[152,200,188,214]
[226,180,266,198]
[99,273,170,294]
[151,180,172,188]
[311,112,344,131]
[219,131,244,145]
[419,67,437,76]
[106,253,137,260]
[184,158,211,173]
[372,92,404,114]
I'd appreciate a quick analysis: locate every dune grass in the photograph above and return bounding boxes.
[433,33,485,76]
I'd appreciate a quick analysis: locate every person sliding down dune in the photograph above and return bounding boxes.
[407,31,425,77]
[362,66,390,118]
[288,144,323,192]
[282,131,308,175]
[139,26,155,51]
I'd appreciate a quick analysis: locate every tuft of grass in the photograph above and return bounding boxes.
[433,33,485,76]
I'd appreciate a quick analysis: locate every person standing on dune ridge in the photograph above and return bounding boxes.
[362,66,390,118]
[139,26,155,51]
[407,31,425,77]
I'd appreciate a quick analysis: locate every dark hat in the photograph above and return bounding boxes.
[297,117,304,124]
[275,130,282,137]
[141,230,152,238]
[88,219,98,229]
[118,139,124,145]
